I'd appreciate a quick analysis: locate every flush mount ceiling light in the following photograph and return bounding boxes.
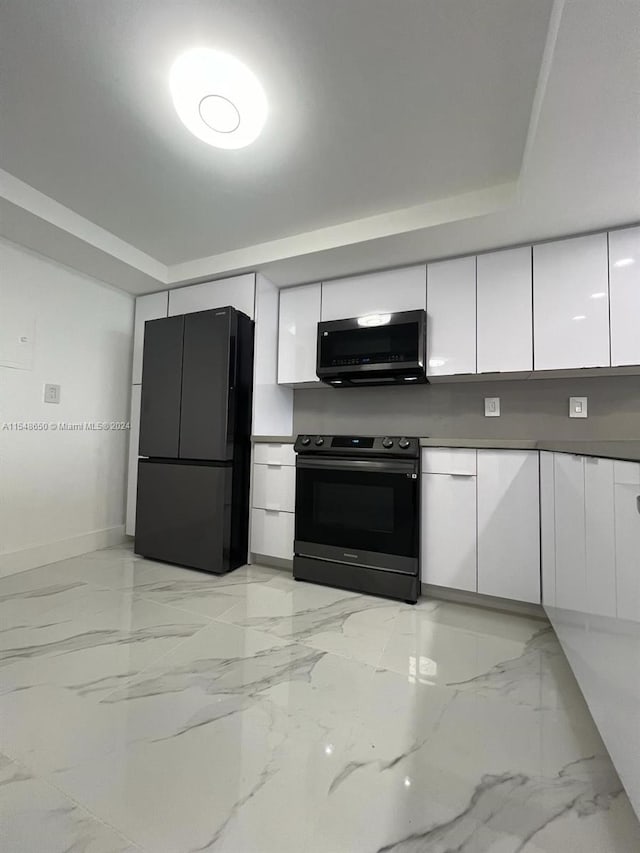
[170,48,267,149]
[357,313,391,327]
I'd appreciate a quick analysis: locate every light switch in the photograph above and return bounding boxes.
[44,384,61,404]
[569,396,588,418]
[484,397,500,417]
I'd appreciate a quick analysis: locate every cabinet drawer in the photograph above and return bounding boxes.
[614,460,640,487]
[251,509,294,560]
[252,464,295,512]
[253,443,295,467]
[421,448,477,475]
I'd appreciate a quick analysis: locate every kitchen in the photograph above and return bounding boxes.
[1,1,640,851]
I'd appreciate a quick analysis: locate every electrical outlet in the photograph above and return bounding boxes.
[569,396,588,418]
[484,397,500,417]
[44,384,61,404]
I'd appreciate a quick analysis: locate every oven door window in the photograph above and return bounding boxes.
[319,322,419,367]
[295,468,418,557]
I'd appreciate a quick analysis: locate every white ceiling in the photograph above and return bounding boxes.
[0,0,638,293]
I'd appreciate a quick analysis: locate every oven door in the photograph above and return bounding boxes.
[295,457,419,574]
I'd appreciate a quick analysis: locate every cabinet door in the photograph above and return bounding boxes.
[139,315,184,458]
[426,256,476,376]
[553,454,586,612]
[477,451,540,603]
[533,234,610,370]
[609,226,640,366]
[132,292,168,384]
[614,462,640,622]
[422,473,477,591]
[320,266,426,321]
[125,384,141,535]
[477,247,532,374]
[168,274,255,319]
[179,310,232,461]
[584,457,616,617]
[278,283,321,384]
[540,452,556,607]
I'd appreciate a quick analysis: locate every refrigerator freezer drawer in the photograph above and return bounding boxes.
[135,460,232,573]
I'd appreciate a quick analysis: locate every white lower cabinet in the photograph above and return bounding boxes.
[614,462,640,622]
[584,457,616,617]
[476,451,540,603]
[539,452,556,607]
[422,471,477,592]
[252,464,295,512]
[553,454,587,612]
[421,448,541,602]
[250,509,294,560]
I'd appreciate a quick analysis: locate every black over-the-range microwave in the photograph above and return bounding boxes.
[316,309,427,387]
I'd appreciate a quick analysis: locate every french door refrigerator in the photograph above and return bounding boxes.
[134,306,254,573]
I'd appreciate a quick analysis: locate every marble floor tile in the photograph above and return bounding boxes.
[0,752,139,852]
[0,543,638,853]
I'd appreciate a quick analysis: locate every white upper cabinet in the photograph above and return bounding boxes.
[426,256,476,376]
[477,247,532,374]
[320,266,426,322]
[132,292,168,384]
[609,226,640,366]
[476,450,540,603]
[533,234,610,370]
[168,273,255,319]
[277,283,321,385]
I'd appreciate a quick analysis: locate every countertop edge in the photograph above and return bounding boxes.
[251,435,640,462]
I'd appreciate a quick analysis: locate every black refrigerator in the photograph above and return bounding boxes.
[134,306,254,573]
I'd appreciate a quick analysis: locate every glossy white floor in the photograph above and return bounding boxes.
[1,545,639,853]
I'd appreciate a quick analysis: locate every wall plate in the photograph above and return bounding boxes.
[569,396,588,418]
[484,397,500,417]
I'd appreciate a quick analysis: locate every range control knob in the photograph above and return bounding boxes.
[398,437,411,449]
[382,437,394,449]
[300,435,311,446]
[314,436,325,446]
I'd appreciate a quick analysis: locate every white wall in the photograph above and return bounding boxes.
[0,239,134,576]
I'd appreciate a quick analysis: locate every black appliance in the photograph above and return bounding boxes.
[316,309,427,387]
[294,435,420,603]
[134,307,254,573]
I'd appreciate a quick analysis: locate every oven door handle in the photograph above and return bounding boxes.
[296,457,418,475]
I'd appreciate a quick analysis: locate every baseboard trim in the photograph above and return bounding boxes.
[0,525,127,578]
[250,552,293,572]
[421,583,547,620]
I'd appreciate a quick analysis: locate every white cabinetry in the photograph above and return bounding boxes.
[426,256,476,377]
[609,226,640,366]
[477,247,532,374]
[422,467,477,591]
[125,384,141,536]
[614,461,640,621]
[277,283,321,384]
[477,450,540,603]
[320,266,426,322]
[132,292,168,384]
[252,464,295,513]
[540,452,556,607]
[553,453,586,611]
[168,274,255,319]
[584,457,616,617]
[533,234,610,370]
[250,443,295,562]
